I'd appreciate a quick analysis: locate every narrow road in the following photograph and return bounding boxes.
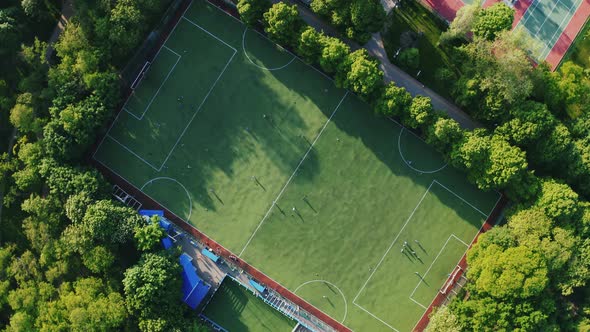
[45,0,75,61]
[288,1,481,130]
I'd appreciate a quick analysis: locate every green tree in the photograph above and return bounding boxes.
[374,82,412,117]
[468,231,548,300]
[297,26,325,64]
[134,221,165,252]
[426,305,462,332]
[349,0,385,40]
[36,278,127,331]
[425,117,464,155]
[472,3,514,40]
[0,9,20,56]
[398,48,419,70]
[336,49,383,100]
[9,93,44,134]
[81,246,115,274]
[439,4,479,44]
[59,95,109,147]
[237,0,270,27]
[534,178,579,224]
[21,0,44,18]
[123,252,187,331]
[319,36,350,74]
[81,200,143,245]
[405,96,434,129]
[263,3,303,48]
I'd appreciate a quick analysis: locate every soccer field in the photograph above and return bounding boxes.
[202,277,297,331]
[93,1,501,330]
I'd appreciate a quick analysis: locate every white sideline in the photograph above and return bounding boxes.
[238,91,349,258]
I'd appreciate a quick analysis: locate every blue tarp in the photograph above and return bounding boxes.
[139,210,164,217]
[249,279,266,293]
[201,248,219,263]
[161,237,173,249]
[179,253,210,309]
[159,218,171,232]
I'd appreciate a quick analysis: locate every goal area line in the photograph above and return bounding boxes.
[94,14,237,172]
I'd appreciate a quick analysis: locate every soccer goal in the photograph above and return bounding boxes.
[440,265,464,295]
[130,61,151,90]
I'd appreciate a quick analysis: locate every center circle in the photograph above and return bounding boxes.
[294,280,347,323]
[242,28,295,71]
[397,128,447,174]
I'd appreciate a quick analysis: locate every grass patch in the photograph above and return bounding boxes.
[382,1,458,98]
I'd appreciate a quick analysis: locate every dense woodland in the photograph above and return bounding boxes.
[0,0,207,330]
[1,0,590,330]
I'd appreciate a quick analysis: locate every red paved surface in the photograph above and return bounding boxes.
[546,0,590,69]
[412,195,508,332]
[419,0,589,70]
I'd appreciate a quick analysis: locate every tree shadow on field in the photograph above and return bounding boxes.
[165,46,331,213]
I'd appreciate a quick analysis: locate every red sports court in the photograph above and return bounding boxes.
[419,0,590,69]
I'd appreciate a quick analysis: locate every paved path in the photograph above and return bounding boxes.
[289,1,481,130]
[45,0,74,61]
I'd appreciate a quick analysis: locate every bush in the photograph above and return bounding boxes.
[398,47,419,70]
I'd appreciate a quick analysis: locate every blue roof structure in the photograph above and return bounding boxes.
[159,218,172,232]
[139,210,164,217]
[161,237,173,249]
[201,248,219,263]
[179,253,210,309]
[249,279,266,293]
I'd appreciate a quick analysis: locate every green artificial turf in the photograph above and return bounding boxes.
[202,278,296,332]
[382,0,457,98]
[94,1,500,330]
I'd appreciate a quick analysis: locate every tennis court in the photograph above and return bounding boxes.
[93,1,500,330]
[516,0,584,60]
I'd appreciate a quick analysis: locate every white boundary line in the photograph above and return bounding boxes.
[242,28,296,71]
[433,180,488,217]
[238,91,349,257]
[182,16,238,52]
[352,180,499,331]
[294,280,348,323]
[141,177,193,220]
[408,234,469,308]
[397,127,447,174]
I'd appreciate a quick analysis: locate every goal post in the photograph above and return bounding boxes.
[130,61,151,90]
